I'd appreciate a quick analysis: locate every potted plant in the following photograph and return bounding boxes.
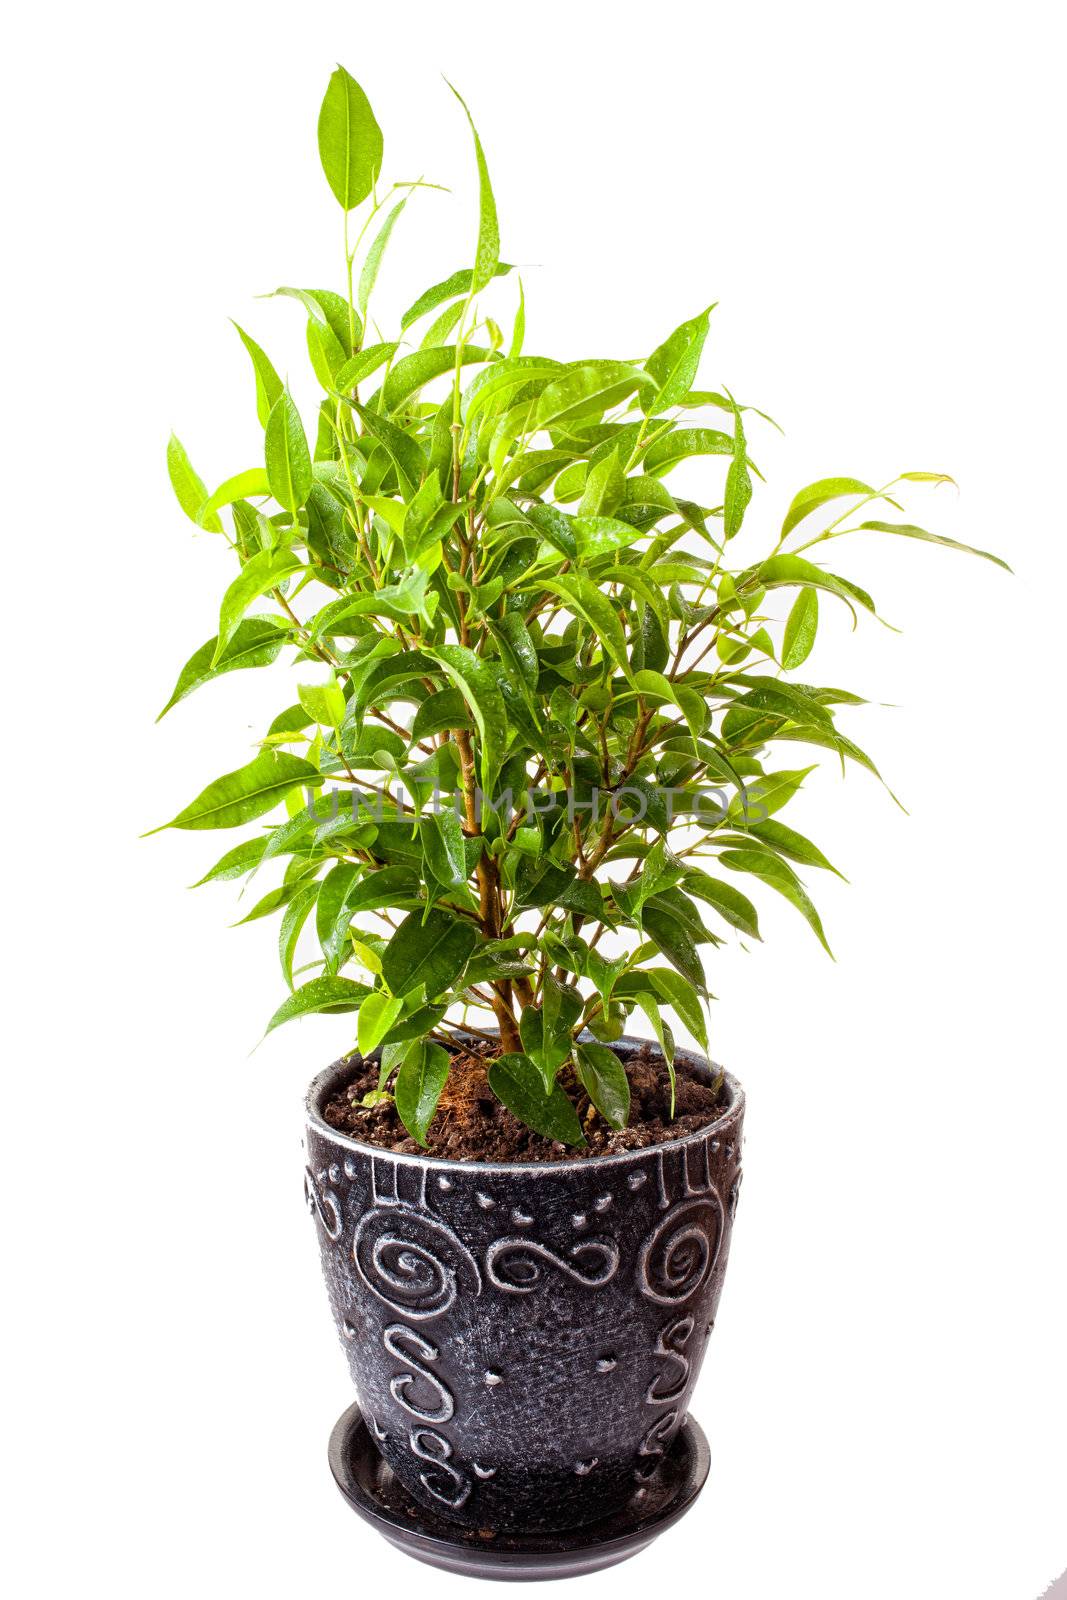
[152,65,1007,1578]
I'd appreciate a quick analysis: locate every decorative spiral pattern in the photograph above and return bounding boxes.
[637,1195,724,1306]
[647,1313,696,1404]
[303,1167,343,1242]
[409,1426,471,1509]
[485,1236,620,1294]
[353,1207,482,1319]
[384,1324,455,1424]
[634,1409,680,1481]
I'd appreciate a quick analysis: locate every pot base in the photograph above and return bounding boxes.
[327,1401,710,1581]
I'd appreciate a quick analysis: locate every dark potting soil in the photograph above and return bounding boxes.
[321,1037,727,1163]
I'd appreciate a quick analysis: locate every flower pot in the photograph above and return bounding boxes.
[304,1034,744,1539]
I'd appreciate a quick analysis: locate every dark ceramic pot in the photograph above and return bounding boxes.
[304,1034,744,1536]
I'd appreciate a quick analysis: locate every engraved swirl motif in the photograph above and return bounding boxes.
[304,1167,343,1242]
[485,1236,620,1294]
[637,1194,724,1305]
[647,1313,696,1404]
[384,1324,454,1424]
[634,1409,680,1481]
[409,1427,471,1509]
[354,1208,482,1319]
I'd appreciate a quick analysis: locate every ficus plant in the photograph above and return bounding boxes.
[154,65,1007,1149]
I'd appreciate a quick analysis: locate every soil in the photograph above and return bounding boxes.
[321,1036,727,1163]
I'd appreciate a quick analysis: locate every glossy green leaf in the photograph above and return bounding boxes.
[854,521,1012,571]
[427,644,510,794]
[232,322,283,427]
[358,198,409,316]
[158,616,288,719]
[400,264,513,331]
[279,882,319,990]
[534,362,651,431]
[266,974,370,1033]
[332,342,399,392]
[197,468,271,524]
[782,586,819,668]
[644,304,714,413]
[264,392,313,513]
[317,65,383,210]
[488,1054,586,1145]
[150,751,320,834]
[380,908,478,999]
[717,848,833,955]
[297,679,346,728]
[395,1039,451,1144]
[575,1042,630,1129]
[167,434,222,532]
[781,477,875,539]
[214,549,303,663]
[191,837,269,887]
[357,990,405,1055]
[447,83,499,294]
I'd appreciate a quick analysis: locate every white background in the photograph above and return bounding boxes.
[3,2,1065,1596]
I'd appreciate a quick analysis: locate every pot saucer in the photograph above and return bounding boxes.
[327,1401,710,1582]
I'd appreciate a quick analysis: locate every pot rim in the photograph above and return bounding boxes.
[305,1032,744,1175]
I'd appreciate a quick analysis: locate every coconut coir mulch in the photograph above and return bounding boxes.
[322,1037,726,1163]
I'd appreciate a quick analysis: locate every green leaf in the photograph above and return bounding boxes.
[332,342,399,392]
[534,362,651,431]
[717,848,833,955]
[382,344,493,412]
[167,434,222,532]
[644,305,714,413]
[266,974,369,1033]
[395,1040,451,1145]
[421,806,469,888]
[214,549,303,664]
[854,521,1011,572]
[578,449,626,518]
[642,903,708,994]
[575,1042,630,1129]
[317,64,383,210]
[540,574,632,681]
[756,554,877,619]
[644,969,710,1054]
[149,751,320,834]
[643,427,733,477]
[447,83,499,293]
[197,468,271,524]
[279,883,319,990]
[264,392,313,513]
[380,907,478,999]
[683,873,762,939]
[157,616,288,719]
[342,866,422,914]
[232,323,283,427]
[350,401,425,497]
[191,837,269,887]
[574,515,644,561]
[488,1054,586,1145]
[358,197,409,317]
[427,644,510,795]
[297,679,346,729]
[724,406,752,540]
[782,586,819,668]
[781,477,875,539]
[357,991,405,1056]
[747,819,846,879]
[316,862,360,972]
[400,264,513,331]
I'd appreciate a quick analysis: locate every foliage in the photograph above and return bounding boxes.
[155,65,1008,1146]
